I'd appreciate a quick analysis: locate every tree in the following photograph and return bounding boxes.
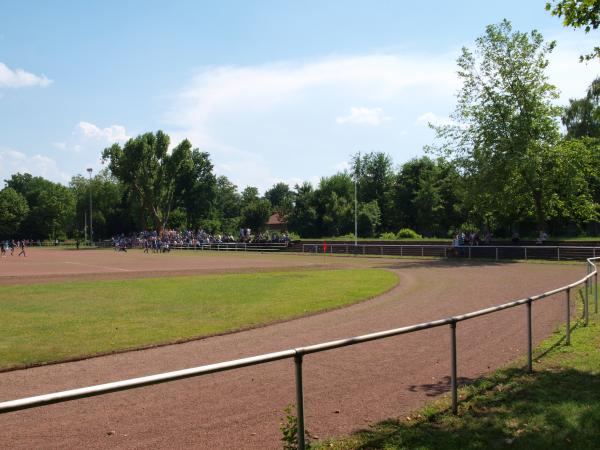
[102,131,192,232]
[429,20,563,232]
[265,182,295,216]
[240,198,272,232]
[0,188,29,237]
[212,176,241,234]
[70,169,126,239]
[357,200,381,237]
[287,182,318,237]
[546,0,600,60]
[174,145,217,228]
[5,173,75,238]
[562,77,600,138]
[351,152,394,231]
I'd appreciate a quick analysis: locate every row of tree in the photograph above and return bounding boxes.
[1,19,599,240]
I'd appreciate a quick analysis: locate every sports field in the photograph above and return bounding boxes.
[0,248,586,449]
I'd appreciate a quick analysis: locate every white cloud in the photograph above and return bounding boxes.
[336,107,391,126]
[75,121,130,144]
[165,53,458,191]
[0,62,52,88]
[0,149,68,184]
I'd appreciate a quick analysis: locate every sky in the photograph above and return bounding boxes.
[1,1,599,193]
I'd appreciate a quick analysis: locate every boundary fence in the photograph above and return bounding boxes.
[1,258,598,449]
[302,243,600,261]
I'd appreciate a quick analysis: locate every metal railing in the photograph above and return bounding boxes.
[1,258,598,450]
[302,243,600,261]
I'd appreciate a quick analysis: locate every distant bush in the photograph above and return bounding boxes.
[287,231,301,241]
[339,233,356,240]
[397,228,422,239]
[379,232,397,240]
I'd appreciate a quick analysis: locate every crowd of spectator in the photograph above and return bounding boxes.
[110,228,292,250]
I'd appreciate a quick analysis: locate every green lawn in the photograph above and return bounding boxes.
[0,269,397,370]
[319,287,600,450]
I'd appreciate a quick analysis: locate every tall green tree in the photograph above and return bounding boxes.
[265,182,295,216]
[0,187,29,238]
[5,173,75,239]
[429,20,563,232]
[287,182,318,237]
[102,131,192,231]
[351,152,394,231]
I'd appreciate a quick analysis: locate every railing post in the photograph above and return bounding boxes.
[444,246,447,258]
[526,299,533,373]
[585,273,590,327]
[524,247,527,260]
[495,247,499,261]
[594,268,598,314]
[421,246,424,257]
[450,320,458,415]
[381,245,383,256]
[566,288,571,346]
[468,246,471,259]
[294,353,306,450]
[401,246,403,257]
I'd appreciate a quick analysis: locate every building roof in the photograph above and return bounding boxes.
[266,213,286,226]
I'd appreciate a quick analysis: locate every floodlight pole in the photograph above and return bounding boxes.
[87,168,93,246]
[354,177,358,246]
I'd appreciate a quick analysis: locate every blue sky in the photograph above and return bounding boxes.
[1,1,598,192]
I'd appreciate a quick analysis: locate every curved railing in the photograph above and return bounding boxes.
[1,258,598,450]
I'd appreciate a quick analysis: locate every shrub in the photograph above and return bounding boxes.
[379,232,397,240]
[397,228,422,239]
[280,404,313,449]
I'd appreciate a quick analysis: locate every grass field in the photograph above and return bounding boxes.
[320,288,600,450]
[0,268,397,370]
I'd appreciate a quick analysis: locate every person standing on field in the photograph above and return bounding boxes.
[18,240,26,257]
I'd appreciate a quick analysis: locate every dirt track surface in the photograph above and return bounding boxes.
[0,250,584,449]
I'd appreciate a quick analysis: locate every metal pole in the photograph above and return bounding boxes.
[87,168,93,246]
[526,299,533,373]
[450,321,458,415]
[557,247,560,261]
[294,353,306,450]
[354,178,357,247]
[566,288,571,346]
[585,274,590,326]
[444,247,447,258]
[495,247,498,261]
[524,247,527,260]
[594,268,598,314]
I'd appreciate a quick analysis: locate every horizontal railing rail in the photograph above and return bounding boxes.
[302,243,600,261]
[1,257,598,450]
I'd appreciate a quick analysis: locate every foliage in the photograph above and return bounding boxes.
[428,20,577,232]
[5,173,76,239]
[396,228,422,239]
[379,232,397,240]
[546,0,600,60]
[102,131,186,231]
[280,404,313,450]
[0,187,29,237]
[562,77,600,138]
[265,182,296,216]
